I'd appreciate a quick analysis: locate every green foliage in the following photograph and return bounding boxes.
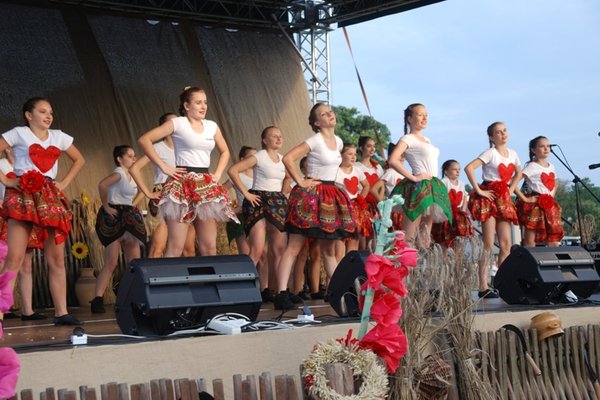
[555,177,600,241]
[333,105,392,159]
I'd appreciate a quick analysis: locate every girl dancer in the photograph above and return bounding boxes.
[129,113,196,258]
[275,103,356,310]
[432,160,474,249]
[335,142,370,256]
[225,146,256,257]
[515,136,564,247]
[92,145,147,313]
[228,127,291,299]
[132,87,238,257]
[0,97,85,325]
[465,121,522,298]
[355,136,383,244]
[388,103,452,250]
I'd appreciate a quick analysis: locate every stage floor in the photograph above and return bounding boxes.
[3,292,600,352]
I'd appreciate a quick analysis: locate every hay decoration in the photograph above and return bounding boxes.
[302,333,389,400]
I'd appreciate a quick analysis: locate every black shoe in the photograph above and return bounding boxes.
[21,312,47,321]
[310,292,324,300]
[274,291,295,310]
[478,289,499,299]
[53,314,83,326]
[287,290,303,304]
[297,291,311,301]
[3,312,19,320]
[261,289,275,303]
[90,296,105,314]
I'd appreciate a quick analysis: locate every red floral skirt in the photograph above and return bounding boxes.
[432,210,474,247]
[468,181,518,224]
[158,172,239,224]
[285,182,356,239]
[351,196,372,238]
[0,178,71,248]
[516,194,564,243]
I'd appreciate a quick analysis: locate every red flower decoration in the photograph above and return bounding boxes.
[203,173,213,184]
[303,374,314,390]
[19,170,46,193]
[355,194,367,209]
[6,172,16,179]
[0,271,16,314]
[359,323,408,373]
[538,194,555,211]
[370,292,402,326]
[0,348,21,399]
[364,254,395,287]
[488,180,509,196]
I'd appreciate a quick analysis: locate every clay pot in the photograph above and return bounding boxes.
[75,268,97,307]
[530,311,564,341]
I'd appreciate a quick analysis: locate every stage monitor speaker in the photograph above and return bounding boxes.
[115,255,261,336]
[327,250,370,317]
[493,246,600,305]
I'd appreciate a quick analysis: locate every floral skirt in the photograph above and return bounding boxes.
[516,194,564,243]
[95,204,147,247]
[158,171,239,224]
[351,196,373,238]
[242,190,288,236]
[432,210,474,247]
[285,182,356,239]
[148,183,164,217]
[226,213,245,243]
[0,178,71,248]
[391,177,452,223]
[468,181,518,224]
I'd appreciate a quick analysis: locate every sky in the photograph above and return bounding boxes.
[328,0,600,187]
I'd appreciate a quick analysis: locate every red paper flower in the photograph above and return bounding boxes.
[370,292,402,326]
[303,374,314,389]
[0,348,20,399]
[6,172,16,179]
[359,323,408,373]
[364,254,395,287]
[538,194,554,211]
[19,170,45,193]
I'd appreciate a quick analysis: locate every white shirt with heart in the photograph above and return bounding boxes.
[2,126,73,179]
[522,161,557,195]
[335,165,366,200]
[477,147,521,183]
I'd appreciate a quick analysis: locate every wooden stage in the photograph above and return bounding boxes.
[3,294,600,398]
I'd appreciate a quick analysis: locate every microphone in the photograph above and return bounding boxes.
[549,144,559,147]
[589,164,600,170]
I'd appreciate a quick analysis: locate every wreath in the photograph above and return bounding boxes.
[302,333,389,400]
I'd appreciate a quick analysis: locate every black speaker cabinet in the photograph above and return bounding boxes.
[327,250,370,317]
[493,246,600,305]
[115,255,261,336]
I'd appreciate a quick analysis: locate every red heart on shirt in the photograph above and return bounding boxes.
[498,163,515,182]
[343,176,359,195]
[29,144,61,173]
[448,189,463,207]
[541,172,556,191]
[396,178,402,185]
[365,172,379,186]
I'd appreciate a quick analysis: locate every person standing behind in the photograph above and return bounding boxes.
[388,103,452,250]
[464,121,522,298]
[335,143,370,257]
[129,113,196,258]
[431,159,474,249]
[228,127,291,299]
[91,145,147,313]
[355,136,384,245]
[515,136,564,247]
[275,103,356,310]
[0,97,85,325]
[132,87,238,257]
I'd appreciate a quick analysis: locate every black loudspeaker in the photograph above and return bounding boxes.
[115,255,261,336]
[327,250,370,317]
[493,246,600,305]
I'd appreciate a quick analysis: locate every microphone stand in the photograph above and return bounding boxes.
[551,148,600,247]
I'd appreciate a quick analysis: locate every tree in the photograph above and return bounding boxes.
[332,106,392,159]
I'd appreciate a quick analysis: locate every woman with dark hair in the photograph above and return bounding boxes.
[274,103,356,310]
[92,145,147,313]
[132,87,237,257]
[0,97,85,325]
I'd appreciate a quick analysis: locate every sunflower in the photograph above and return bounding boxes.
[71,241,89,260]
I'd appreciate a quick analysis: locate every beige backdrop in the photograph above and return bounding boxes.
[0,3,312,200]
